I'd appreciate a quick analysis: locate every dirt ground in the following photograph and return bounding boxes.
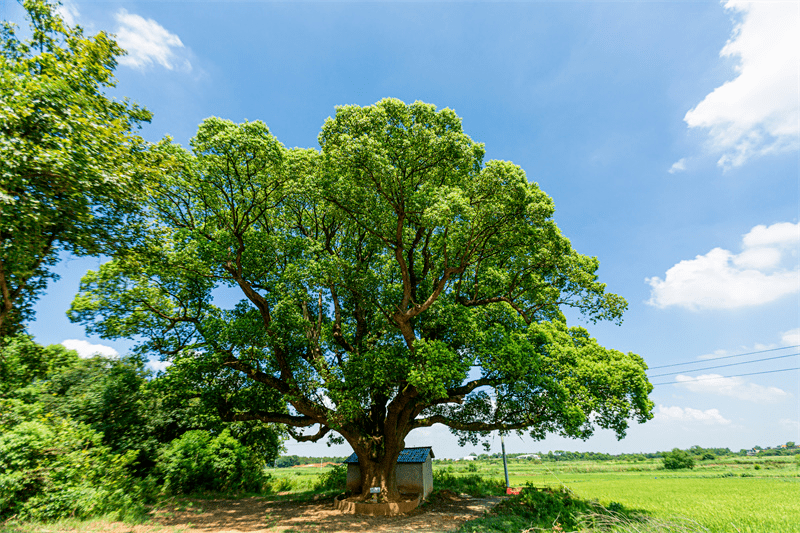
[71,491,504,533]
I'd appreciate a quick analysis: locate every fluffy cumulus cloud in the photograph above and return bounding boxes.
[646,221,800,310]
[782,328,800,347]
[115,10,191,71]
[654,405,731,425]
[675,374,789,404]
[61,339,119,359]
[681,1,800,169]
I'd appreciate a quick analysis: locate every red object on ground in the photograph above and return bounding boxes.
[506,487,521,495]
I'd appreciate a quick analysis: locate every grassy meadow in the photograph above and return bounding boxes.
[269,454,800,532]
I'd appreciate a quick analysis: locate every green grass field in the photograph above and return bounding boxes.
[428,455,800,533]
[271,455,800,532]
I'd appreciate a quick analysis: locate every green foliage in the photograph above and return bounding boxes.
[458,486,613,532]
[432,471,505,497]
[0,334,78,398]
[0,0,152,336]
[275,455,302,468]
[312,465,347,493]
[42,354,158,469]
[1,334,283,521]
[144,354,284,466]
[663,448,695,470]
[0,418,143,521]
[156,429,267,495]
[1,335,162,473]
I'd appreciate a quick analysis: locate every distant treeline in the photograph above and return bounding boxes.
[427,444,798,463]
[274,455,347,468]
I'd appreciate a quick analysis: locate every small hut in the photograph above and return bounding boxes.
[344,447,435,498]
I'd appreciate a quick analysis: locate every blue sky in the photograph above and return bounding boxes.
[9,0,799,458]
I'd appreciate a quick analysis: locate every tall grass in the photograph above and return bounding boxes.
[432,470,506,497]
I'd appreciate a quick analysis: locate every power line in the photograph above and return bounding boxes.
[652,367,800,386]
[648,353,799,378]
[648,345,799,370]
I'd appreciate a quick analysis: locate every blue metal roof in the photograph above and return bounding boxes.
[343,447,434,464]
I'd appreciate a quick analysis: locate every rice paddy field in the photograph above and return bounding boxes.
[441,455,800,533]
[273,454,800,532]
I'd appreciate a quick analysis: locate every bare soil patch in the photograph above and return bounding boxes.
[144,491,504,533]
[10,491,503,533]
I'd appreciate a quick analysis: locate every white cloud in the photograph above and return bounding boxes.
[743,222,800,248]
[683,1,800,169]
[56,0,79,27]
[698,349,730,361]
[655,405,731,425]
[61,339,119,359]
[782,328,800,346]
[778,418,800,432]
[147,358,171,373]
[675,374,789,404]
[114,10,191,71]
[668,158,687,174]
[646,221,800,310]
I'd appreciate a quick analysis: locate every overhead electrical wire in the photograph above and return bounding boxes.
[652,366,800,386]
[647,352,800,378]
[648,345,799,370]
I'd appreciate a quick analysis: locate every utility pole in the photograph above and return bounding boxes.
[501,434,510,488]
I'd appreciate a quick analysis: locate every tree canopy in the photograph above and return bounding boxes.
[69,98,653,500]
[0,0,151,336]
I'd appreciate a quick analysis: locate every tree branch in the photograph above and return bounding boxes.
[287,424,331,442]
[410,414,535,432]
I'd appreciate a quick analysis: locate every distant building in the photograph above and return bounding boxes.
[344,447,435,498]
[461,455,477,461]
[517,454,541,460]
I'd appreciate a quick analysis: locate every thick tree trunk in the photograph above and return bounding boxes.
[351,442,404,501]
[357,456,400,501]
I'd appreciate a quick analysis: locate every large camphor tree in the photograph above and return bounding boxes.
[70,99,653,501]
[0,0,151,338]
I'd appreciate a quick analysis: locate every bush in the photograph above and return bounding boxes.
[156,429,267,494]
[270,476,295,493]
[432,471,505,497]
[313,465,347,492]
[459,486,609,532]
[0,419,144,521]
[662,448,695,470]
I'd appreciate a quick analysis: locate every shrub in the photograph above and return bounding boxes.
[0,419,143,521]
[313,464,347,492]
[459,486,610,532]
[270,476,295,493]
[432,471,505,497]
[662,448,695,470]
[156,429,267,494]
